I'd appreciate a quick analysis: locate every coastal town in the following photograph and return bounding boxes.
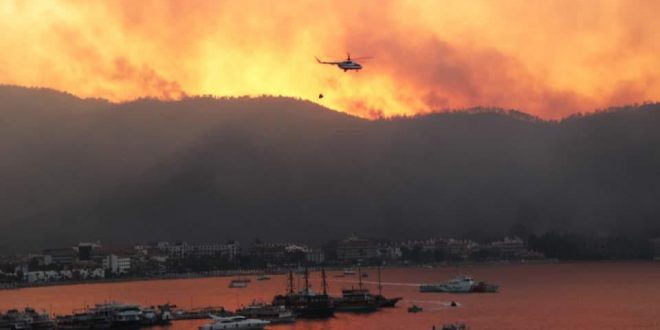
[0,236,546,286]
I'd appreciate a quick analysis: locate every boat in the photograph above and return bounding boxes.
[420,276,498,293]
[21,307,55,329]
[333,288,379,313]
[374,295,402,308]
[471,281,499,293]
[91,303,144,328]
[236,302,295,324]
[373,266,402,308]
[198,315,269,330]
[271,268,335,318]
[256,275,271,281]
[140,304,173,326]
[234,277,252,283]
[1,308,55,330]
[441,323,468,330]
[173,306,229,320]
[407,304,423,313]
[55,311,112,330]
[333,267,379,313]
[2,309,48,330]
[343,268,355,275]
[229,279,248,288]
[0,314,10,330]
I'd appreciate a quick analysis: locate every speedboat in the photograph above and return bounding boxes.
[198,315,269,330]
[229,279,248,288]
[407,304,423,313]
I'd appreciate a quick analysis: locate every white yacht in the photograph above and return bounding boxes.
[199,315,269,330]
[420,275,475,293]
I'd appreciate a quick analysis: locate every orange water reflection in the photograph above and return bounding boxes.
[1,263,659,329]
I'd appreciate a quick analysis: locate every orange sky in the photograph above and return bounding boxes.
[0,0,658,119]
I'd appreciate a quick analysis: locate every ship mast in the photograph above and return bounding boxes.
[304,267,310,295]
[321,266,328,295]
[358,265,363,289]
[288,270,294,295]
[377,265,382,296]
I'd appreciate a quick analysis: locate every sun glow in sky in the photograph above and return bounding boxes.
[1,0,658,118]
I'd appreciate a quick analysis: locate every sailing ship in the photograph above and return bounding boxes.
[271,268,335,318]
[333,267,379,313]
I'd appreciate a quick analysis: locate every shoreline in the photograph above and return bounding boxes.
[3,258,656,291]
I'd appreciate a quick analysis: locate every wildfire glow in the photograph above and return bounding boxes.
[1,0,658,118]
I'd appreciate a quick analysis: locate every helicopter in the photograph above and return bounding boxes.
[316,53,371,72]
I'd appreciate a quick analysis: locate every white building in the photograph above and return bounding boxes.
[190,241,240,259]
[103,255,131,275]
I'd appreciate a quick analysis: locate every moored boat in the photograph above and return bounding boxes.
[172,306,229,320]
[91,303,144,328]
[140,304,173,326]
[55,311,112,330]
[236,302,295,324]
[271,268,334,319]
[198,315,269,330]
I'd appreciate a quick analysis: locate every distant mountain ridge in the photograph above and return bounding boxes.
[1,85,659,252]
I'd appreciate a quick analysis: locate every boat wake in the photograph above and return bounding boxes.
[328,279,421,287]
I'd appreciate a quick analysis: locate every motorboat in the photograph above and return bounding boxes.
[256,275,271,281]
[236,302,295,324]
[229,279,248,288]
[420,275,498,293]
[407,304,423,313]
[198,315,269,330]
[420,276,474,293]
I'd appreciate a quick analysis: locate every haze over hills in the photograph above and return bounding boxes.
[1,85,660,252]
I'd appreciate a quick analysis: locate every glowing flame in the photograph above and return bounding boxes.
[0,0,658,118]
